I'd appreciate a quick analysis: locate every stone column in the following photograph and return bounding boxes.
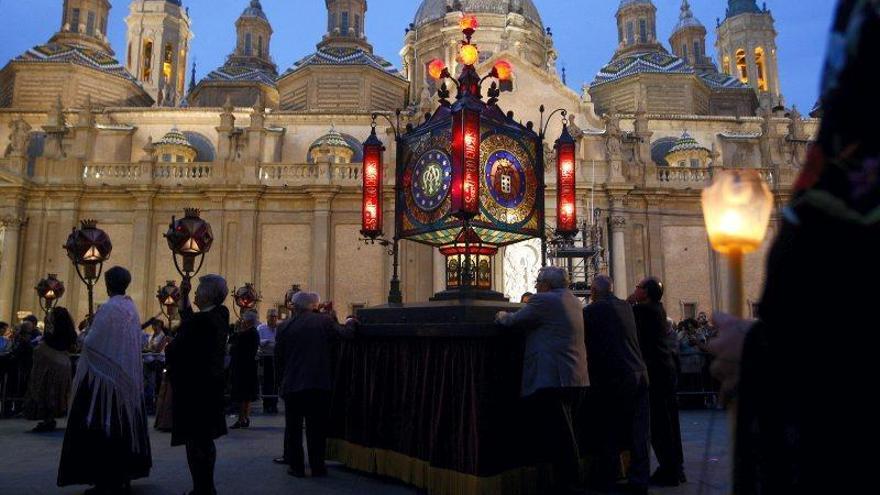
[310,191,336,301]
[0,216,24,321]
[129,192,155,317]
[610,215,628,298]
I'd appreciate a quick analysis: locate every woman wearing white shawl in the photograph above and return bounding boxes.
[58,266,152,493]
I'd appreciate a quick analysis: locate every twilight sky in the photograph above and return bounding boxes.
[0,1,836,111]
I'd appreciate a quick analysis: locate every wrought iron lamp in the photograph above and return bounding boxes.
[165,208,214,282]
[35,273,65,316]
[156,280,181,326]
[63,219,112,321]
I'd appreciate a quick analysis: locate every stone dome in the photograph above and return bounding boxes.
[241,0,268,21]
[672,0,705,34]
[413,0,543,28]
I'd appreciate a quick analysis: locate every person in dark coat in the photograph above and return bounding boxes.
[165,274,230,495]
[710,3,880,493]
[583,275,650,494]
[630,277,684,486]
[275,292,355,477]
[24,306,77,433]
[229,310,260,429]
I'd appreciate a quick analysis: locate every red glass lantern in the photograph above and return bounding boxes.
[63,219,113,280]
[35,274,65,313]
[427,59,447,81]
[555,123,578,237]
[439,228,498,291]
[165,208,214,277]
[361,126,385,239]
[459,14,479,36]
[233,283,260,313]
[450,107,481,219]
[493,60,513,81]
[157,280,181,321]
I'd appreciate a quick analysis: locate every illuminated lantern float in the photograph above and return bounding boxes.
[363,14,550,300]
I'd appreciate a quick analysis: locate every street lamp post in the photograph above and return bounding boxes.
[165,208,214,284]
[701,169,774,317]
[156,280,181,327]
[35,273,65,316]
[360,110,404,305]
[63,220,112,322]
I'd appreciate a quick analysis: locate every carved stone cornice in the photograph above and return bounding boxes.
[610,216,627,232]
[0,215,27,229]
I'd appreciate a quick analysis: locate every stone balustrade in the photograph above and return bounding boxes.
[648,165,779,189]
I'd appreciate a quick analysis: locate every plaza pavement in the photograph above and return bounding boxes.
[0,410,730,495]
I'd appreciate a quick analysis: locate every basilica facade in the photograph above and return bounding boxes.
[0,0,818,323]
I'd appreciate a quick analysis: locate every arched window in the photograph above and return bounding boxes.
[329,12,337,33]
[163,43,174,81]
[341,12,350,35]
[681,44,688,61]
[245,33,252,56]
[70,8,80,32]
[722,55,731,75]
[755,47,768,91]
[127,43,132,69]
[178,48,187,94]
[142,40,153,82]
[626,21,634,45]
[736,49,748,84]
[86,11,95,36]
[258,36,263,58]
[693,41,701,63]
[639,19,647,43]
[618,25,624,43]
[355,15,361,36]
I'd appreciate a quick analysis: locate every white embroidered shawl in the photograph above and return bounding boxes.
[71,295,147,452]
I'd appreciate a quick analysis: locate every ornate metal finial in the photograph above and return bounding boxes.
[184,208,201,218]
[80,219,98,229]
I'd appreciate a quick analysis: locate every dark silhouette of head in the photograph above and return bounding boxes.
[105,266,132,296]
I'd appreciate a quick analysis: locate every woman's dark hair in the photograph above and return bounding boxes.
[105,266,132,295]
[44,307,77,352]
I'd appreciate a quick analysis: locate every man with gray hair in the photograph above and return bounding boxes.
[583,274,650,494]
[275,290,355,477]
[495,265,589,492]
[166,274,231,495]
[258,308,281,414]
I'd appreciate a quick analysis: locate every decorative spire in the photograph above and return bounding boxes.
[673,0,704,33]
[726,0,762,18]
[188,60,197,94]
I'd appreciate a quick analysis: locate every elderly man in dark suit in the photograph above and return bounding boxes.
[631,277,684,487]
[584,275,650,495]
[165,274,230,495]
[495,266,589,492]
[275,292,355,478]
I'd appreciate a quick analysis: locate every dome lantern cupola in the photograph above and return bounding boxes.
[308,127,355,164]
[154,127,197,163]
[664,131,711,168]
[321,0,371,51]
[53,0,113,53]
[615,0,663,58]
[670,0,711,70]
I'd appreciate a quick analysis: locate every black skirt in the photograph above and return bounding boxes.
[57,379,152,487]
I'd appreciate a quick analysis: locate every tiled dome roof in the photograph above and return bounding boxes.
[309,127,353,152]
[667,132,709,155]
[14,43,142,85]
[156,127,195,149]
[592,51,693,87]
[282,46,404,80]
[413,0,543,28]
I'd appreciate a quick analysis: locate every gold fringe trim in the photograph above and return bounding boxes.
[328,439,584,495]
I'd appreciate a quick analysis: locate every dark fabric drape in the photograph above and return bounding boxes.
[329,335,554,478]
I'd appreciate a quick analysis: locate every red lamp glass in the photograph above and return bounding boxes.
[361,126,385,239]
[450,107,481,219]
[493,60,513,81]
[427,59,447,80]
[459,15,479,36]
[555,123,578,237]
[233,283,260,313]
[458,44,479,66]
